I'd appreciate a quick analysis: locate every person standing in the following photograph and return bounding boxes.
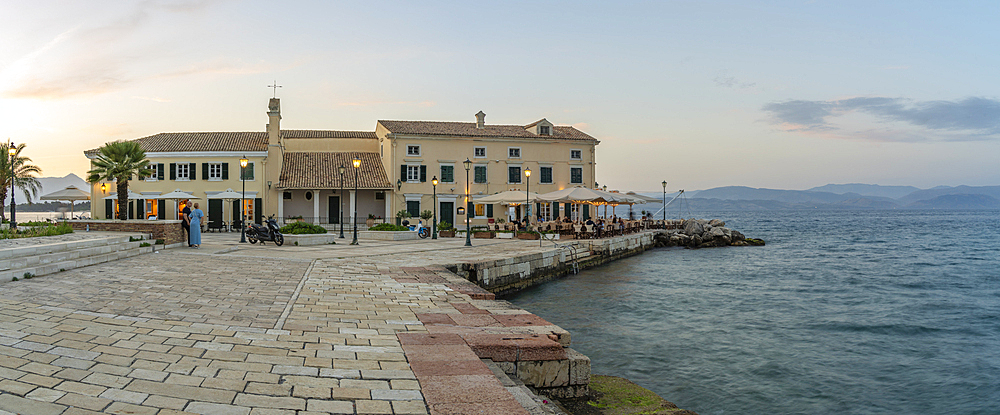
[181,200,192,247]
[189,202,204,248]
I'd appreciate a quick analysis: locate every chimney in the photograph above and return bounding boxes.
[266,98,281,142]
[475,111,486,129]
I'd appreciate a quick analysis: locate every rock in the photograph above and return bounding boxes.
[683,220,704,236]
[731,230,745,241]
[706,227,726,239]
[708,219,725,227]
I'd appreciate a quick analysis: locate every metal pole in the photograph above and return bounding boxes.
[662,181,667,222]
[351,167,359,245]
[339,169,345,239]
[9,147,15,231]
[465,165,471,247]
[240,168,246,243]
[432,180,438,239]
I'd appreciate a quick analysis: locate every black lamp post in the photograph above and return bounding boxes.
[240,156,248,243]
[463,158,472,247]
[431,176,438,240]
[524,167,532,225]
[602,185,608,218]
[662,180,668,222]
[8,143,16,231]
[351,156,361,245]
[338,165,346,239]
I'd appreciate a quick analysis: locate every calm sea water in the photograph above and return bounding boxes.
[508,210,1000,415]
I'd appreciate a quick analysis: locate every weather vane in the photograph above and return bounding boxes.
[268,80,282,98]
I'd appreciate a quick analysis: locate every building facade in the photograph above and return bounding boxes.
[86,99,598,228]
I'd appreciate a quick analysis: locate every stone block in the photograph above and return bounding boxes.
[516,360,569,388]
[566,348,591,385]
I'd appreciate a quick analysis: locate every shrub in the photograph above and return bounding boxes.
[139,242,151,247]
[420,210,433,220]
[279,222,328,234]
[438,221,452,231]
[0,222,73,240]
[395,210,411,219]
[369,223,410,231]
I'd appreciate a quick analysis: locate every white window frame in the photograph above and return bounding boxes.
[570,167,583,184]
[539,125,551,136]
[208,162,223,181]
[507,165,522,184]
[406,145,421,156]
[176,163,190,181]
[570,149,582,160]
[439,163,455,184]
[508,147,521,159]
[145,164,159,181]
[406,165,421,182]
[474,146,487,158]
[539,166,554,184]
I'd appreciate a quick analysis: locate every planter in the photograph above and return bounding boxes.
[496,232,514,239]
[366,218,375,227]
[357,231,419,241]
[542,233,560,240]
[517,232,540,240]
[473,231,495,239]
[438,230,456,238]
[283,233,335,246]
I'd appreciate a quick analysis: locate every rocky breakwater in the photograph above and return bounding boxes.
[653,219,765,248]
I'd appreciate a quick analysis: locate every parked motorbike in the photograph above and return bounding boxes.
[246,215,284,246]
[408,219,431,239]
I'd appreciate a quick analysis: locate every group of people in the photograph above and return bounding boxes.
[583,216,628,238]
[179,200,204,248]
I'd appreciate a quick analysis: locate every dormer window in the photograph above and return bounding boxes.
[407,145,421,156]
[570,149,582,160]
[539,126,551,135]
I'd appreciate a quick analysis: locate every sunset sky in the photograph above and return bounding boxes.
[1,0,998,192]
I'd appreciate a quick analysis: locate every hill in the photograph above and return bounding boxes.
[808,183,921,199]
[905,194,1000,209]
[897,186,1000,204]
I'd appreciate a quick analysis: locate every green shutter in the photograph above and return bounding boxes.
[247,163,254,180]
[400,165,407,181]
[233,200,241,223]
[468,200,475,218]
[157,200,165,219]
[486,204,493,218]
[202,163,209,180]
[583,205,591,220]
[128,201,134,220]
[170,163,176,180]
[553,202,559,217]
[222,163,228,180]
[419,165,426,182]
[157,164,164,180]
[105,199,113,219]
[254,198,262,224]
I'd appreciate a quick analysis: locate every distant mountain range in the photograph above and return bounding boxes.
[4,173,89,205]
[634,184,1000,211]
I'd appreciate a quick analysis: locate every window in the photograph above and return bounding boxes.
[539,125,551,135]
[146,164,159,181]
[241,162,254,181]
[571,167,583,184]
[407,165,420,182]
[375,191,385,200]
[208,163,223,180]
[474,147,486,158]
[440,165,454,183]
[540,167,553,184]
[406,201,420,218]
[475,204,485,217]
[474,165,487,184]
[283,192,292,200]
[539,203,552,220]
[305,191,313,201]
[407,145,420,156]
[508,166,521,184]
[242,199,254,220]
[570,149,582,160]
[508,147,521,159]
[176,163,190,180]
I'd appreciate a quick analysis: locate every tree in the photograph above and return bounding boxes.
[0,142,43,222]
[86,141,151,220]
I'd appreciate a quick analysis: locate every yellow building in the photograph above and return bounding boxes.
[86,99,599,228]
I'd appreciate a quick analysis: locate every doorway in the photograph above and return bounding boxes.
[440,201,454,227]
[328,196,340,224]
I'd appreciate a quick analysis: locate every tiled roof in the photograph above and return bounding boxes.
[84,132,268,156]
[277,152,391,190]
[281,130,377,139]
[378,120,597,141]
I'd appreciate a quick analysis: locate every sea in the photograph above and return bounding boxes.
[508,209,1000,415]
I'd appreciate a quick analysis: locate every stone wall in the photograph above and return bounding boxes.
[68,220,186,245]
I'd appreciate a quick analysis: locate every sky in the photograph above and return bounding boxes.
[1,0,998,192]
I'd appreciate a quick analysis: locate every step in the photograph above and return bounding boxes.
[0,233,148,261]
[0,239,150,272]
[0,244,153,283]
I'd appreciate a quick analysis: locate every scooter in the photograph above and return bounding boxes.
[246,215,284,246]
[409,219,431,239]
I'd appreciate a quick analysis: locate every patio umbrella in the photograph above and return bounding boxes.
[537,186,625,204]
[39,186,90,217]
[476,190,541,205]
[102,191,146,200]
[208,189,249,226]
[156,190,199,220]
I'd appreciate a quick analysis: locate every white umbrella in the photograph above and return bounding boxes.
[40,186,90,217]
[156,189,199,200]
[624,192,662,203]
[208,189,250,228]
[102,191,146,200]
[476,190,541,205]
[537,186,624,204]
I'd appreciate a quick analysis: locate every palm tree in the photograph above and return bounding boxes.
[86,141,151,220]
[0,142,43,222]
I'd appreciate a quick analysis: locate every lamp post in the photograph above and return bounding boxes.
[8,143,16,231]
[431,176,438,239]
[239,156,248,243]
[661,181,668,221]
[351,156,361,245]
[602,184,607,218]
[524,168,531,225]
[463,158,472,247]
[338,165,346,239]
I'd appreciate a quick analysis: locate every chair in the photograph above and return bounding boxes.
[208,220,224,232]
[230,219,243,232]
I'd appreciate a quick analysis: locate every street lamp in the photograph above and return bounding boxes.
[662,180,668,222]
[463,158,472,247]
[239,156,248,243]
[351,156,361,245]
[524,168,532,225]
[602,185,607,218]
[431,176,438,240]
[338,165,346,239]
[8,142,16,231]
[100,183,107,194]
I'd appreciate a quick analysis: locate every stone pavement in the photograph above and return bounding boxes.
[0,234,577,414]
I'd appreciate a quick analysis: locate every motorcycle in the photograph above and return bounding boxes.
[246,215,284,246]
[409,219,431,239]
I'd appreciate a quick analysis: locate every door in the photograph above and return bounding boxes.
[440,201,454,227]
[208,199,222,227]
[328,196,340,224]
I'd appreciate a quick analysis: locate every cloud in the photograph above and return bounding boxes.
[762,96,1000,142]
[713,76,756,90]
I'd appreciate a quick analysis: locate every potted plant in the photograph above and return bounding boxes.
[395,210,410,226]
[420,210,433,222]
[366,213,376,227]
[286,215,304,223]
[496,229,515,239]
[438,222,455,238]
[472,225,494,239]
[517,230,541,240]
